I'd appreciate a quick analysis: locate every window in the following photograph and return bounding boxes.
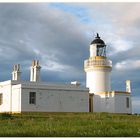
[0,94,2,105]
[29,92,36,104]
[126,97,129,108]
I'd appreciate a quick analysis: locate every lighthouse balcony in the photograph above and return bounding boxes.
[84,59,112,68]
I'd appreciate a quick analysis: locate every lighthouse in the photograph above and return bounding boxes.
[84,33,132,113]
[84,33,112,94]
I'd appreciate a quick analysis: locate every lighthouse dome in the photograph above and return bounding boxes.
[91,33,105,46]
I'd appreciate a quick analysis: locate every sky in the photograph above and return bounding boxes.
[0,2,139,113]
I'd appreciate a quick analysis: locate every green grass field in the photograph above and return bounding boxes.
[0,112,140,137]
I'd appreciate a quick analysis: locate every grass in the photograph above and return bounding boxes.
[0,112,140,137]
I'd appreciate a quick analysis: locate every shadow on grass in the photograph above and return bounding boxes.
[0,113,13,119]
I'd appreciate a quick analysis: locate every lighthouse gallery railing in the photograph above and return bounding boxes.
[84,59,112,67]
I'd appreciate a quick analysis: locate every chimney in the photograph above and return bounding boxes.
[126,80,131,93]
[12,64,21,81]
[71,81,81,87]
[30,60,41,82]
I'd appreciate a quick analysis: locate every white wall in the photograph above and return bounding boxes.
[93,93,115,113]
[20,85,89,112]
[11,85,21,112]
[100,93,115,113]
[93,92,132,114]
[93,95,101,112]
[0,81,12,112]
[114,93,132,114]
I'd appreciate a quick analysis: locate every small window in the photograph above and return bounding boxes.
[29,92,36,104]
[0,94,3,105]
[126,97,129,108]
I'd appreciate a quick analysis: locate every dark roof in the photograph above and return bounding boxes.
[91,33,105,45]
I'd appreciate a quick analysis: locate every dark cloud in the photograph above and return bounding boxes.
[0,3,90,83]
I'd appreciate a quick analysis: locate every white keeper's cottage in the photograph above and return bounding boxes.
[0,34,132,113]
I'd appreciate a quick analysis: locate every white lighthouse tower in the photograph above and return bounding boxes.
[84,33,112,94]
[84,34,132,113]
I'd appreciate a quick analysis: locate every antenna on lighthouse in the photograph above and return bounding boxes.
[96,33,100,38]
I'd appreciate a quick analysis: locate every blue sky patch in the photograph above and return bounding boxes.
[49,3,93,24]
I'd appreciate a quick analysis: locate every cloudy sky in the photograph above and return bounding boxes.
[0,2,139,113]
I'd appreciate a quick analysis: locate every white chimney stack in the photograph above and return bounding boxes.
[30,60,41,82]
[12,64,21,81]
[71,81,81,87]
[126,80,131,93]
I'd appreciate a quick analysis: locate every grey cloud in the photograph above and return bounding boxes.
[0,3,90,83]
